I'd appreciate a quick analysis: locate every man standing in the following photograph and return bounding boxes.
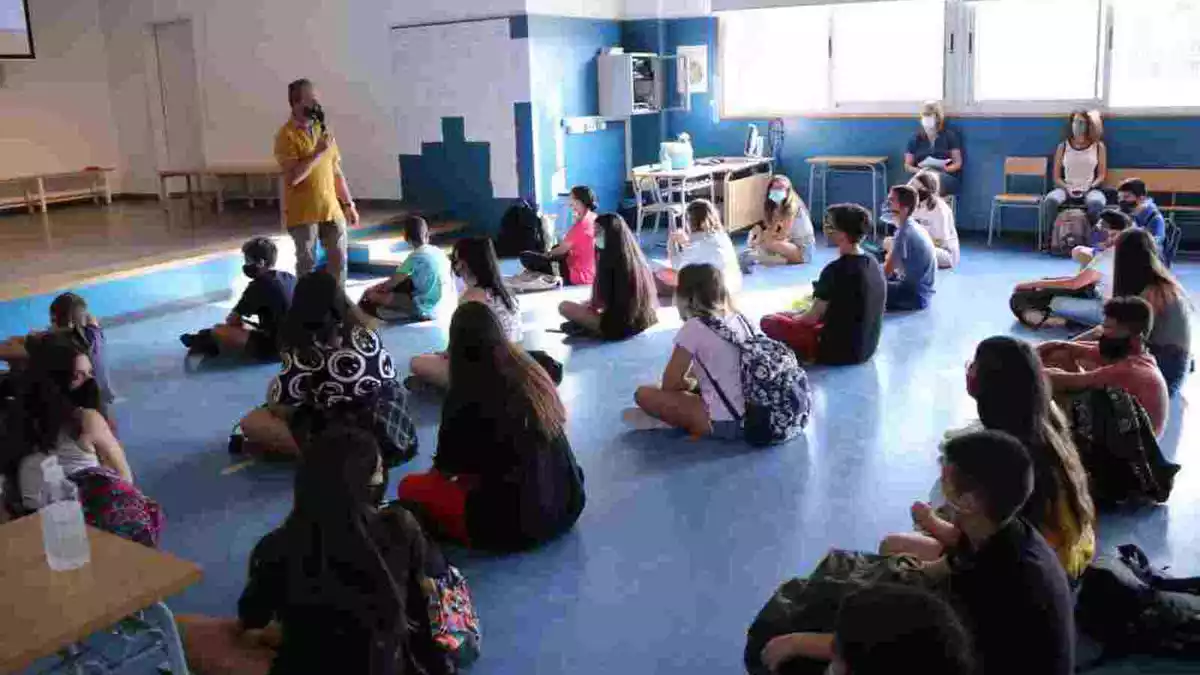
[274,78,359,285]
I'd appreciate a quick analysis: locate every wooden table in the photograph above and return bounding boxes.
[631,156,774,233]
[159,163,284,217]
[805,156,889,236]
[0,168,115,214]
[0,515,202,674]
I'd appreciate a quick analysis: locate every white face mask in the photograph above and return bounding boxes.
[921,115,938,133]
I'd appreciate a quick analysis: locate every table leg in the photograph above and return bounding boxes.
[215,175,225,214]
[91,175,100,205]
[24,183,34,214]
[144,602,191,675]
[807,163,816,213]
[36,177,47,213]
[103,172,113,205]
[871,165,879,239]
[159,175,168,207]
[184,174,193,209]
[247,174,256,209]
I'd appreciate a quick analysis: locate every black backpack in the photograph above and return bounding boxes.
[1077,544,1200,666]
[495,200,548,257]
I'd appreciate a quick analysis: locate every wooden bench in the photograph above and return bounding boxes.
[1104,168,1200,220]
[0,167,115,213]
[158,163,283,216]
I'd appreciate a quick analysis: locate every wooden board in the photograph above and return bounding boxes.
[1105,168,1200,194]
[0,515,202,674]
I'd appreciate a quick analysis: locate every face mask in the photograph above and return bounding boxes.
[367,480,385,506]
[767,189,788,204]
[1098,335,1133,361]
[1119,200,1137,214]
[921,115,937,133]
[1072,121,1087,137]
[242,263,262,279]
[595,231,605,251]
[69,378,102,410]
[306,102,325,125]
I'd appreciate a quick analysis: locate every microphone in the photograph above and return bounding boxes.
[309,103,328,133]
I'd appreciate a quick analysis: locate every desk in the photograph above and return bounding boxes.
[159,163,284,217]
[631,156,774,233]
[0,515,202,674]
[0,168,115,214]
[805,156,889,236]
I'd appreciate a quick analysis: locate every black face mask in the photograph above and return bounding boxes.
[367,481,385,507]
[306,102,325,126]
[1119,200,1137,214]
[242,263,262,280]
[70,378,102,410]
[1098,335,1133,361]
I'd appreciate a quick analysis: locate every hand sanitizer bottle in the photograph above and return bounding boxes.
[39,456,90,571]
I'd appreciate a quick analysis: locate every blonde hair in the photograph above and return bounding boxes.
[675,264,732,320]
[685,199,723,235]
[920,100,945,131]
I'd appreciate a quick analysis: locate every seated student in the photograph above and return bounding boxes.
[181,237,297,359]
[760,204,886,365]
[883,336,1096,579]
[558,213,659,340]
[625,263,747,438]
[1117,178,1168,250]
[909,171,959,269]
[1038,296,1169,437]
[883,185,936,312]
[1012,209,1131,328]
[397,302,585,551]
[178,424,444,675]
[515,184,598,287]
[761,584,974,675]
[654,198,742,296]
[740,175,816,270]
[240,271,396,457]
[762,430,1075,675]
[903,101,963,195]
[1042,109,1108,227]
[0,292,114,405]
[360,216,456,322]
[409,237,521,390]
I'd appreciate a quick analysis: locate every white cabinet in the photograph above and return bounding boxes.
[598,52,690,118]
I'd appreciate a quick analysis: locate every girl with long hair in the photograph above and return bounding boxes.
[409,237,522,389]
[1042,109,1108,226]
[398,303,585,551]
[881,336,1097,579]
[908,171,959,269]
[179,424,440,674]
[558,213,659,340]
[740,175,816,268]
[654,199,742,296]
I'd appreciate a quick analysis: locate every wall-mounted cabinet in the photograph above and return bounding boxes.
[598,52,690,118]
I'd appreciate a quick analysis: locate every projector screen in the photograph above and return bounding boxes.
[0,0,33,58]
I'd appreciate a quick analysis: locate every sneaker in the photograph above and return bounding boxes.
[228,433,245,456]
[180,333,195,349]
[622,407,672,431]
[558,321,590,337]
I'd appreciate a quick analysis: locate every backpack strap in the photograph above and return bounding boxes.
[692,353,743,423]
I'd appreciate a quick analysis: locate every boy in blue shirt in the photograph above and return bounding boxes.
[361,216,456,322]
[1117,178,1167,249]
[883,185,937,311]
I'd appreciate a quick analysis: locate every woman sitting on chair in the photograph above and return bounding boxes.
[903,101,963,196]
[1042,109,1108,227]
[558,214,659,340]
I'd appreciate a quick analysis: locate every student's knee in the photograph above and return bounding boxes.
[1071,246,1094,266]
[634,385,661,411]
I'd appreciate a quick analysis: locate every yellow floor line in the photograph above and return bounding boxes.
[221,459,257,475]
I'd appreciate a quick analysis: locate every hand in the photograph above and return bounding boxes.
[344,203,360,227]
[226,312,243,327]
[1069,188,1084,199]
[911,501,935,531]
[314,132,332,156]
[668,228,689,247]
[761,635,802,673]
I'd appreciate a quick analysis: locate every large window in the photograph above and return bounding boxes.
[718,0,1200,116]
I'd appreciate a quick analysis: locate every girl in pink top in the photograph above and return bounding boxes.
[517,185,597,286]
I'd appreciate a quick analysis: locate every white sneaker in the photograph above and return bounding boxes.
[622,407,672,431]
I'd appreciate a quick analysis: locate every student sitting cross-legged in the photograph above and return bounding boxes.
[761,430,1076,675]
[625,263,747,438]
[739,174,816,271]
[360,215,456,322]
[397,302,585,551]
[558,213,659,340]
[515,184,598,287]
[1117,177,1168,251]
[653,198,742,297]
[760,203,886,365]
[908,171,959,269]
[182,237,297,360]
[1038,296,1169,437]
[882,185,936,312]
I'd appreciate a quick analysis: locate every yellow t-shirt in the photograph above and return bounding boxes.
[274,120,344,228]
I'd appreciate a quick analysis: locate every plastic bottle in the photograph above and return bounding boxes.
[39,456,90,571]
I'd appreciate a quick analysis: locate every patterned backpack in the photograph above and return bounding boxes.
[696,315,812,446]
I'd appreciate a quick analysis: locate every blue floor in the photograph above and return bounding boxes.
[77,240,1200,674]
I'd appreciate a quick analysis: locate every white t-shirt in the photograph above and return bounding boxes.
[1088,246,1115,299]
[913,198,960,266]
[674,231,743,292]
[1062,142,1099,191]
[674,314,751,421]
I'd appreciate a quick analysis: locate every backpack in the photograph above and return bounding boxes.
[1049,208,1090,256]
[695,315,812,446]
[1009,285,1097,328]
[1067,387,1180,507]
[495,200,549,257]
[1077,544,1200,664]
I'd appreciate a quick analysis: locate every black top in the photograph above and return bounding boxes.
[948,518,1075,675]
[812,253,886,365]
[234,270,297,341]
[905,128,962,165]
[238,506,438,675]
[435,399,586,551]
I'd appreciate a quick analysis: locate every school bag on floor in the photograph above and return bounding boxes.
[495,200,549,257]
[1049,208,1090,256]
[696,314,812,447]
[1076,544,1200,665]
[1009,285,1097,327]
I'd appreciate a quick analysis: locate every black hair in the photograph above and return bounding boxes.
[1098,209,1132,232]
[911,172,941,209]
[452,237,517,313]
[569,185,598,213]
[825,203,872,244]
[1117,178,1148,199]
[592,213,658,339]
[242,237,278,268]
[287,78,312,106]
[891,185,918,214]
[1104,295,1154,339]
[403,216,430,247]
[942,429,1034,524]
[3,335,99,473]
[834,584,974,675]
[49,292,89,330]
[1113,227,1185,302]
[280,270,372,350]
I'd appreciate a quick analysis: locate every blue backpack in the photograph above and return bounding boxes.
[696,315,812,446]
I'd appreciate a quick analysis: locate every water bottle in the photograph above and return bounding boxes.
[39,456,90,571]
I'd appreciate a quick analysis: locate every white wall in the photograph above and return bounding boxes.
[387,0,525,27]
[527,0,625,19]
[0,0,119,180]
[624,0,712,18]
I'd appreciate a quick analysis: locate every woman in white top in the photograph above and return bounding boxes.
[625,263,749,439]
[1042,109,1108,226]
[653,199,742,297]
[409,237,521,389]
[909,171,959,269]
[740,175,816,268]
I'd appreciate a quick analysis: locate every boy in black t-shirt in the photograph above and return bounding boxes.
[181,237,297,360]
[761,430,1074,675]
[760,203,886,365]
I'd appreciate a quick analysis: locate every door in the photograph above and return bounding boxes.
[152,20,203,171]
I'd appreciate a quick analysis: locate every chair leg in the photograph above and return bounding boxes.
[988,202,996,247]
